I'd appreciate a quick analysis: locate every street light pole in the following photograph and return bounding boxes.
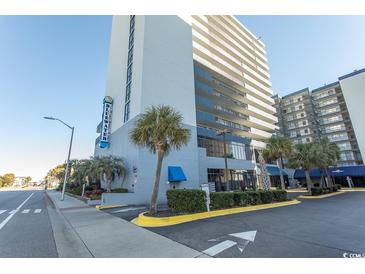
[44,116,74,201]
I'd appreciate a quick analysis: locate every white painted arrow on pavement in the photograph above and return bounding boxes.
[229,230,257,242]
[204,230,257,256]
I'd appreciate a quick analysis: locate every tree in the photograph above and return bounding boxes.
[24,176,32,185]
[130,105,191,215]
[46,163,66,184]
[314,138,340,187]
[288,143,317,195]
[93,156,126,192]
[263,136,293,189]
[1,173,15,187]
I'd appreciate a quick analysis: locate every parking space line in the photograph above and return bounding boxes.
[34,209,42,213]
[22,209,30,214]
[112,207,146,213]
[0,193,34,231]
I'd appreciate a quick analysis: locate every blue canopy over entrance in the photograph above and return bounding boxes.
[294,165,365,179]
[168,166,187,182]
[266,165,288,176]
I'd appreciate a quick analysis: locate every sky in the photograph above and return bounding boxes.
[0,15,365,181]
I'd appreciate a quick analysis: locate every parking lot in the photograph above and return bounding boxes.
[104,191,365,258]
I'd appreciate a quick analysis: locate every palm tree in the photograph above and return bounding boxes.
[314,138,340,187]
[288,142,317,195]
[263,136,293,189]
[72,159,96,187]
[130,105,191,215]
[93,156,126,192]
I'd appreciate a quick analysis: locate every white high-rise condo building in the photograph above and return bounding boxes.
[95,16,277,204]
[274,68,365,167]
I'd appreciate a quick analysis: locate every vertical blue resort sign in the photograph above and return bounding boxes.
[99,96,113,148]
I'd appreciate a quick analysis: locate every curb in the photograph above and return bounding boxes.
[131,199,301,227]
[341,188,365,192]
[286,189,308,193]
[95,204,127,210]
[297,191,345,199]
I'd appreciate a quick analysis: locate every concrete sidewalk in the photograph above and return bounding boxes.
[46,190,207,258]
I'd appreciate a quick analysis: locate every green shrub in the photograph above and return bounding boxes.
[167,189,207,213]
[233,192,249,207]
[245,191,261,205]
[89,194,102,200]
[56,184,62,191]
[67,187,82,196]
[311,187,323,196]
[272,189,287,201]
[85,185,94,191]
[111,188,128,193]
[258,190,273,204]
[210,192,235,210]
[323,187,333,194]
[335,184,342,190]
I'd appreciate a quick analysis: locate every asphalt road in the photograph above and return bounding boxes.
[107,191,365,258]
[0,190,58,257]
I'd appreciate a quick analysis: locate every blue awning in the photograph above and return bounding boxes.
[266,165,288,176]
[168,166,187,182]
[294,165,365,179]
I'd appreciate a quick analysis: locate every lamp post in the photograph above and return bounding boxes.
[217,129,231,191]
[44,116,74,201]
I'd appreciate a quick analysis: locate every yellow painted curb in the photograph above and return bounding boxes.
[286,188,308,193]
[297,191,345,199]
[131,200,301,227]
[95,204,126,210]
[342,188,365,192]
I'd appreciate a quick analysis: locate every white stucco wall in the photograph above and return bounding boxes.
[340,71,365,161]
[139,16,197,127]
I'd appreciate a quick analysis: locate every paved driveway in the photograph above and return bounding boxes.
[107,191,365,258]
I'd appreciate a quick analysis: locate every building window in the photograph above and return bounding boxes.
[197,136,253,160]
[124,15,135,123]
[207,168,256,192]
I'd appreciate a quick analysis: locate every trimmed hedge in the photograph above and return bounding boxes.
[272,190,287,201]
[210,192,235,210]
[311,187,323,196]
[311,186,338,196]
[245,191,261,205]
[168,189,289,213]
[167,189,207,213]
[233,192,249,207]
[258,190,273,204]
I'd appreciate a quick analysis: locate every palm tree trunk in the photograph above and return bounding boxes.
[325,168,332,187]
[150,149,164,215]
[319,169,324,188]
[278,157,285,190]
[305,170,312,195]
[107,180,112,192]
